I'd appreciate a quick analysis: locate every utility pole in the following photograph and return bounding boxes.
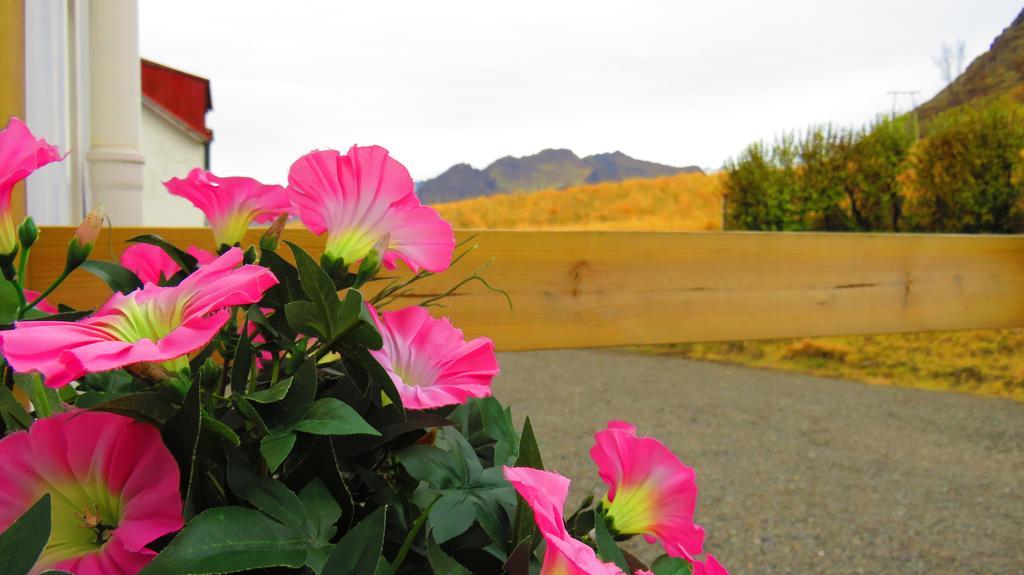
[886,90,921,118]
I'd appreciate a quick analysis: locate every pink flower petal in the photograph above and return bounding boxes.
[0,411,182,575]
[368,305,498,410]
[23,289,58,314]
[119,244,215,285]
[503,466,624,575]
[165,168,290,246]
[590,421,705,560]
[0,117,64,253]
[286,146,455,273]
[0,248,277,387]
[0,117,63,209]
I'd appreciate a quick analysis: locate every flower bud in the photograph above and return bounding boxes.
[354,234,389,287]
[66,205,105,271]
[259,213,289,252]
[18,216,39,250]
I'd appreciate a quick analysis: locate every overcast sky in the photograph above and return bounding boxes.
[140,1,1022,183]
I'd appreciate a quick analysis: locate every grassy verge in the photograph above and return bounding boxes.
[635,329,1024,401]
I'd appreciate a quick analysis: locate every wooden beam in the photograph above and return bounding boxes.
[0,0,26,222]
[26,228,1024,351]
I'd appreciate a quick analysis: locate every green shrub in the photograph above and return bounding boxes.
[908,96,1024,233]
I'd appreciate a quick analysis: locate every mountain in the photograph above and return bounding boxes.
[916,8,1024,122]
[417,148,702,204]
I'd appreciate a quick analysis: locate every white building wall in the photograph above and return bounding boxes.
[24,0,75,225]
[139,105,206,227]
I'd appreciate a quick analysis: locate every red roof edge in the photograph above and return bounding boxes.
[141,58,213,142]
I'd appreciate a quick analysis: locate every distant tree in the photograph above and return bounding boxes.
[723,137,803,230]
[908,96,1024,233]
[844,115,918,231]
[725,120,918,232]
[934,40,967,105]
[797,125,856,230]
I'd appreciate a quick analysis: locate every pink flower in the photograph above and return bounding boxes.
[367,305,497,410]
[286,146,454,273]
[590,422,705,560]
[0,117,64,254]
[165,168,291,246]
[23,289,57,314]
[503,466,624,575]
[119,244,217,285]
[0,248,278,388]
[0,410,183,574]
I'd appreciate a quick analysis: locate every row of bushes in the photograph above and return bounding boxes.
[723,94,1024,233]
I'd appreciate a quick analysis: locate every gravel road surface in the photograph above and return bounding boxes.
[493,349,1024,575]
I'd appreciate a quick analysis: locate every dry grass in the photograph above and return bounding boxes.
[433,172,723,231]
[636,329,1024,401]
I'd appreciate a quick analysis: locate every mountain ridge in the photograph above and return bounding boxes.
[916,7,1024,122]
[417,148,702,204]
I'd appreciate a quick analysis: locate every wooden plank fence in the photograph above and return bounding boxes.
[25,227,1024,352]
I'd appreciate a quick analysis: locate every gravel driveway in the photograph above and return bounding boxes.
[492,349,1024,575]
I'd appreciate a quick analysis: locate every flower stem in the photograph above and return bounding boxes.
[22,268,71,318]
[390,494,441,572]
[16,245,29,287]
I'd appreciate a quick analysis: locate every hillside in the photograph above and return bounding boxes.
[417,148,702,204]
[433,171,723,231]
[917,7,1024,122]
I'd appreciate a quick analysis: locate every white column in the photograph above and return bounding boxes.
[86,0,144,225]
[25,0,73,225]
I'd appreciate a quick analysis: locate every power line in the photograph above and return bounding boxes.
[886,90,921,117]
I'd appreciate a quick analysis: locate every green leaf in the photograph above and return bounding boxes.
[510,417,544,552]
[513,416,544,469]
[260,248,304,303]
[201,413,241,446]
[480,397,519,466]
[80,260,143,294]
[230,324,255,391]
[289,241,342,311]
[299,479,342,546]
[292,398,380,437]
[652,555,694,575]
[86,391,177,425]
[227,454,309,530]
[594,513,630,572]
[234,395,270,434]
[139,507,309,574]
[286,242,363,341]
[321,507,387,575]
[428,491,476,544]
[373,557,395,575]
[426,534,472,575]
[398,445,465,488]
[261,430,297,472]
[439,427,482,483]
[127,234,199,274]
[0,494,51,575]
[343,347,403,410]
[0,278,22,323]
[281,359,317,426]
[246,377,292,403]
[13,373,62,418]
[0,384,30,429]
[285,300,328,339]
[162,381,202,519]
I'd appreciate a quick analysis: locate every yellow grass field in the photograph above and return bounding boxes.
[433,172,724,231]
[433,174,1023,401]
